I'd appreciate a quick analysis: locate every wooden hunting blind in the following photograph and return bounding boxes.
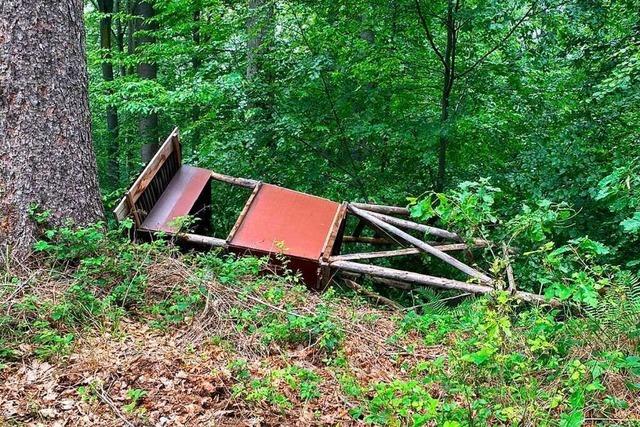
[114,128,555,306]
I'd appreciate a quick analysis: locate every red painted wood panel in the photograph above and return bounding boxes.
[141,165,211,233]
[229,184,340,261]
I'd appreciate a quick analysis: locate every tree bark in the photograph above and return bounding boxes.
[246,0,275,150]
[98,0,120,188]
[135,0,159,163]
[0,0,104,261]
[435,0,457,193]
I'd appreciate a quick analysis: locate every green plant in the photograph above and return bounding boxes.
[124,388,147,413]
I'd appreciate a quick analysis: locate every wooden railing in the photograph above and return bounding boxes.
[113,128,181,226]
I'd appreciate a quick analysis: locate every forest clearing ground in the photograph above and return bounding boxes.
[0,249,444,426]
[1,228,639,426]
[0,295,437,426]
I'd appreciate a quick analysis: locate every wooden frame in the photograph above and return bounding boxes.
[113,127,181,222]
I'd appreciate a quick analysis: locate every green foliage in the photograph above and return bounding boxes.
[409,178,501,241]
[124,388,148,413]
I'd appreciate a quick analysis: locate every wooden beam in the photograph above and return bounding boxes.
[330,243,483,262]
[226,182,262,242]
[329,260,556,306]
[340,271,415,290]
[348,204,493,283]
[342,236,395,245]
[177,233,227,248]
[342,278,402,310]
[350,202,410,217]
[321,202,348,261]
[365,210,463,242]
[331,248,420,261]
[210,171,259,189]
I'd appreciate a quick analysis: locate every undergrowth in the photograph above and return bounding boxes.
[1,215,639,425]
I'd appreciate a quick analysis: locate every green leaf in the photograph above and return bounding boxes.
[621,212,640,234]
[559,410,584,427]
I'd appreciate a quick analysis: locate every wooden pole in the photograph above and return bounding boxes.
[177,232,227,248]
[340,271,415,290]
[342,278,402,310]
[365,210,463,241]
[210,171,258,189]
[330,243,482,262]
[330,260,556,306]
[348,204,493,283]
[350,202,410,217]
[342,236,395,245]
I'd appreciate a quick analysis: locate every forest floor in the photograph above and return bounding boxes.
[1,230,639,426]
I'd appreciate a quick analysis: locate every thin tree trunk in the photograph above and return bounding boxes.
[98,0,120,189]
[246,0,275,149]
[191,0,202,157]
[115,0,127,77]
[135,0,159,163]
[435,0,457,193]
[0,0,104,261]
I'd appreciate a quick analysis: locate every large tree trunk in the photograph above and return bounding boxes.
[135,0,159,163]
[98,0,120,189]
[0,0,104,261]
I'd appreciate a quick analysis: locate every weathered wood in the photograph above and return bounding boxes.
[126,191,142,227]
[341,271,414,290]
[342,278,402,310]
[113,128,179,221]
[349,205,493,283]
[177,232,227,248]
[342,236,395,245]
[321,202,348,261]
[365,210,462,241]
[332,248,420,261]
[226,182,262,242]
[210,171,259,189]
[330,260,555,306]
[330,243,483,262]
[171,131,182,165]
[350,202,410,217]
[129,128,178,203]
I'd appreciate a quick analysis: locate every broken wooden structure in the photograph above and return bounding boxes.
[114,128,554,306]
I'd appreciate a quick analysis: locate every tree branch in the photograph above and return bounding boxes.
[415,0,446,66]
[456,2,536,79]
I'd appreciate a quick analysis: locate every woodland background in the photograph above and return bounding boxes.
[1,1,639,425]
[89,0,639,263]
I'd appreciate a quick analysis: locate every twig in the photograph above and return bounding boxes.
[342,278,403,311]
[96,386,135,427]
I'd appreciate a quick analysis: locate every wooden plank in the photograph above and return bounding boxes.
[226,182,262,242]
[348,204,493,283]
[171,131,182,165]
[126,191,141,227]
[128,129,178,203]
[210,171,259,189]
[321,202,347,261]
[329,260,555,306]
[113,197,129,222]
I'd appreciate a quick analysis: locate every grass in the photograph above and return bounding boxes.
[0,224,639,425]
